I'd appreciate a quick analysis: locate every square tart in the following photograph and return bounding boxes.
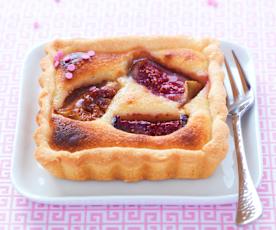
[35,36,229,182]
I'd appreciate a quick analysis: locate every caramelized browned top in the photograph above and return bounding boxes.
[50,114,210,152]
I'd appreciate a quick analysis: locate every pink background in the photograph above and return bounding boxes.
[1,0,276,228]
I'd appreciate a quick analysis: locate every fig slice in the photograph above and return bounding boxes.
[130,58,204,104]
[182,80,203,104]
[112,114,188,136]
[56,82,119,121]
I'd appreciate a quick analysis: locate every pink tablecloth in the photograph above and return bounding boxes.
[1,0,276,228]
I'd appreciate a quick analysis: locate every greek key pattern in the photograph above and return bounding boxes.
[0,0,276,228]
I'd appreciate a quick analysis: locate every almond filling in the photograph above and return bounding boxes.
[55,56,206,135]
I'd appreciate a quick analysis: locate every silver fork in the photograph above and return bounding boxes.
[224,50,262,225]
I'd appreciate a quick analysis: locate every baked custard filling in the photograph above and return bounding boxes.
[55,55,206,136]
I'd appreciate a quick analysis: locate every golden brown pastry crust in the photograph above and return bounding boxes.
[34,36,229,182]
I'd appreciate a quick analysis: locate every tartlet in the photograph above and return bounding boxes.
[34,36,229,182]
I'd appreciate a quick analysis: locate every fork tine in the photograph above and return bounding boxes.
[224,57,240,101]
[232,50,250,93]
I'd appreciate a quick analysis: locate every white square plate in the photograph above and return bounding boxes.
[12,40,262,205]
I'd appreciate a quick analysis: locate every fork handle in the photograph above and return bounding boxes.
[232,114,262,225]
